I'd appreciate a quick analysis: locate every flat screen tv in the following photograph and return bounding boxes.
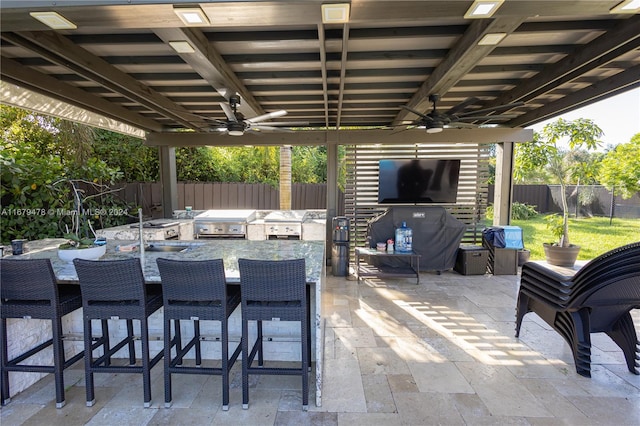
[378,159,461,204]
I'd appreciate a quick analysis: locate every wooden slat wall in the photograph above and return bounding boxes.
[344,143,490,250]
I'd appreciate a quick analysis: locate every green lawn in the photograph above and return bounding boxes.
[510,215,640,261]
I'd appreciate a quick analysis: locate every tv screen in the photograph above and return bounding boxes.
[378,159,461,204]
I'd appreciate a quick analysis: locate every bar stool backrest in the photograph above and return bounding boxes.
[1,259,58,304]
[238,258,306,303]
[73,258,146,304]
[156,258,226,305]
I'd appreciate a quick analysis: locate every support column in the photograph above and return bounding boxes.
[493,142,514,226]
[326,141,338,263]
[159,146,178,218]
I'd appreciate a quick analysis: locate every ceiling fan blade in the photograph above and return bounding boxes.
[248,109,287,124]
[261,121,308,127]
[457,101,524,117]
[252,125,293,132]
[446,122,478,128]
[455,114,518,121]
[445,97,480,116]
[219,102,238,122]
[400,105,431,120]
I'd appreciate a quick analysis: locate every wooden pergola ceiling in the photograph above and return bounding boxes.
[1,1,639,145]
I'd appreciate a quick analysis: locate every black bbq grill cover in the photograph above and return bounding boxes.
[366,206,466,272]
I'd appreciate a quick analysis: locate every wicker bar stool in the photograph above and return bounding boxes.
[238,258,309,410]
[156,258,241,410]
[73,258,163,407]
[0,258,84,408]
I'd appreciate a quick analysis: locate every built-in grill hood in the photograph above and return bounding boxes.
[129,220,180,239]
[193,209,256,238]
[264,210,307,239]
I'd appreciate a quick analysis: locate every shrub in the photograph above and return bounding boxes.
[485,202,538,221]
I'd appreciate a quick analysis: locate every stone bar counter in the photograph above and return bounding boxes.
[5,238,326,406]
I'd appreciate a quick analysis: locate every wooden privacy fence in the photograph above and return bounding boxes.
[116,182,342,217]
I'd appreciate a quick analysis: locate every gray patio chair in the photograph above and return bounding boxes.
[515,242,640,377]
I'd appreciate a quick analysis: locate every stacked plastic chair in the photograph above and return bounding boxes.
[515,242,640,377]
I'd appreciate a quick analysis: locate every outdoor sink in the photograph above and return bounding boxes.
[145,243,192,253]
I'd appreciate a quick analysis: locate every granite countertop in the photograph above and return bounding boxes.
[9,238,325,284]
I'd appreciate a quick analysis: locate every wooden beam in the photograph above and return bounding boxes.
[153,27,263,119]
[335,24,350,128]
[394,17,526,124]
[145,127,533,147]
[4,31,206,131]
[484,15,640,110]
[510,65,640,127]
[0,56,162,132]
[0,2,622,32]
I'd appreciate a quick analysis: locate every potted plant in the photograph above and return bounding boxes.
[54,179,115,262]
[514,118,603,267]
[542,213,580,267]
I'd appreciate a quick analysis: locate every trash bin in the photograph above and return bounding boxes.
[331,216,349,276]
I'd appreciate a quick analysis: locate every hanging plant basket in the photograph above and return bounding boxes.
[543,243,580,267]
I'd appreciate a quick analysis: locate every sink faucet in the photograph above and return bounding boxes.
[138,209,145,269]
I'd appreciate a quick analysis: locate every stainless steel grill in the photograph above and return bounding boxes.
[193,210,256,239]
[130,221,180,239]
[264,210,307,240]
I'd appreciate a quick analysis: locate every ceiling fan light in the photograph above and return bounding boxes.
[29,12,77,30]
[227,122,245,136]
[174,6,210,26]
[426,126,443,134]
[464,0,504,18]
[610,0,640,13]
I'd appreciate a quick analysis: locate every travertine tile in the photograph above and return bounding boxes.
[408,361,474,394]
[356,347,411,375]
[5,271,639,426]
[386,374,418,393]
[361,374,396,413]
[456,361,552,418]
[320,358,366,413]
[393,391,465,424]
[83,405,158,426]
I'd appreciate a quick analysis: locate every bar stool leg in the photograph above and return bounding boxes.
[257,320,264,366]
[127,319,136,365]
[52,318,66,408]
[101,320,111,366]
[1,319,10,405]
[84,317,96,407]
[242,317,249,409]
[141,320,152,408]
[164,317,172,407]
[175,320,182,366]
[194,320,202,366]
[221,319,230,411]
[301,319,309,410]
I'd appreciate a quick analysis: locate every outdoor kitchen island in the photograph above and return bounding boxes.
[5,238,326,407]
